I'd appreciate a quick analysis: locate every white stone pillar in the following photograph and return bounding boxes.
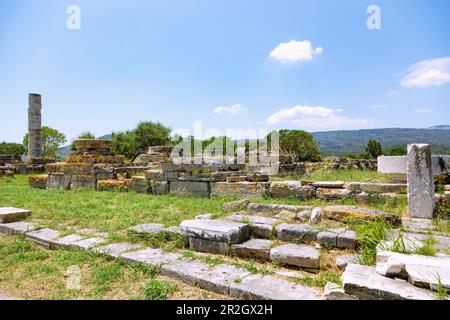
[28,93,43,159]
[407,144,435,219]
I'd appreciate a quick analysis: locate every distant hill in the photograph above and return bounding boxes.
[312,128,450,155]
[429,125,450,130]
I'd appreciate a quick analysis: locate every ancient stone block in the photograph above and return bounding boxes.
[179,172,228,182]
[347,182,406,194]
[247,203,312,215]
[270,244,320,269]
[47,173,71,189]
[131,176,149,193]
[407,144,435,219]
[28,174,48,189]
[71,237,106,250]
[195,264,251,295]
[189,237,230,255]
[121,248,180,269]
[51,234,86,249]
[149,180,169,195]
[275,223,319,243]
[232,239,273,261]
[210,182,268,198]
[245,172,269,182]
[71,174,96,189]
[145,170,165,181]
[229,275,322,300]
[160,260,210,286]
[336,254,358,271]
[72,139,112,152]
[309,207,323,225]
[324,282,359,300]
[323,205,401,226]
[96,179,131,191]
[312,181,346,188]
[170,181,209,198]
[0,207,31,223]
[269,181,315,200]
[93,242,143,258]
[222,199,250,212]
[342,264,436,300]
[25,228,61,248]
[128,223,165,236]
[180,219,249,243]
[0,222,37,235]
[317,231,338,248]
[316,188,352,200]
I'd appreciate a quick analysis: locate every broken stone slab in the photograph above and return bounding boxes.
[0,222,37,235]
[376,250,450,291]
[232,239,273,261]
[316,188,352,200]
[342,264,437,300]
[336,254,359,271]
[0,207,32,223]
[195,264,252,295]
[270,244,320,269]
[387,230,450,252]
[128,223,165,236]
[225,215,277,239]
[180,219,249,243]
[337,230,357,249]
[121,248,180,269]
[71,237,106,250]
[50,234,86,249]
[160,259,211,286]
[312,181,346,189]
[247,203,312,215]
[93,242,143,258]
[317,231,338,248]
[275,223,319,243]
[347,182,406,194]
[189,237,229,255]
[25,228,61,249]
[222,199,250,212]
[268,181,315,200]
[401,217,437,234]
[323,205,401,226]
[324,282,359,300]
[229,274,322,300]
[178,172,229,182]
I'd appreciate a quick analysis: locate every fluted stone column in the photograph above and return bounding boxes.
[28,93,43,160]
[407,144,435,219]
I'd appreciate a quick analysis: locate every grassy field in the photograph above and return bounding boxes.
[0,174,410,300]
[272,169,391,183]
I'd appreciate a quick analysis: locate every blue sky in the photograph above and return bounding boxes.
[1,0,449,143]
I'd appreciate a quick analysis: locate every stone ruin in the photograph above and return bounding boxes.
[0,154,15,177]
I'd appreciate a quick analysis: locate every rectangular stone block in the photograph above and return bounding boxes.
[121,248,180,269]
[71,237,106,250]
[0,222,37,235]
[160,259,210,286]
[149,180,169,195]
[0,207,31,223]
[131,176,149,193]
[195,264,251,295]
[270,244,320,269]
[407,144,435,219]
[316,188,352,200]
[93,242,143,258]
[170,181,209,198]
[28,174,48,189]
[50,234,86,249]
[247,203,312,214]
[189,237,230,255]
[180,219,249,243]
[47,173,71,189]
[275,223,319,243]
[128,223,164,236]
[232,239,273,261]
[210,182,268,198]
[71,174,96,189]
[269,181,315,200]
[25,228,61,249]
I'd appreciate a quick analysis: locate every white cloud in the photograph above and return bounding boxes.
[266,105,373,130]
[415,108,433,113]
[213,104,247,115]
[269,40,323,63]
[401,57,450,88]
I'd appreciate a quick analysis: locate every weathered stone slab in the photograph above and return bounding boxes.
[268,181,315,200]
[342,264,436,300]
[121,248,180,268]
[324,282,359,300]
[317,231,338,248]
[323,205,401,226]
[316,188,352,200]
[347,182,406,194]
[401,217,437,233]
[25,228,61,248]
[195,264,251,295]
[247,203,312,215]
[337,230,357,249]
[0,222,37,235]
[407,265,450,291]
[128,223,164,236]
[180,219,249,243]
[225,215,277,239]
[230,275,322,300]
[160,259,210,286]
[309,207,322,225]
[245,172,269,183]
[210,182,269,198]
[71,237,106,250]
[93,242,143,258]
[97,179,131,191]
[232,239,273,261]
[387,231,450,252]
[71,174,96,190]
[189,237,229,255]
[312,181,346,188]
[336,254,358,271]
[222,199,250,212]
[0,207,31,223]
[270,244,320,269]
[28,174,48,189]
[407,144,435,219]
[51,234,86,249]
[149,180,169,195]
[275,223,319,242]
[179,172,229,182]
[131,176,149,193]
[170,181,209,198]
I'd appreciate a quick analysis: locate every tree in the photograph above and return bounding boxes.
[0,142,26,160]
[386,146,407,156]
[112,121,171,160]
[76,131,96,139]
[23,126,67,159]
[365,139,383,159]
[273,130,321,162]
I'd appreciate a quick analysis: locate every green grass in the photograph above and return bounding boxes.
[292,271,342,288]
[353,219,390,265]
[141,279,177,300]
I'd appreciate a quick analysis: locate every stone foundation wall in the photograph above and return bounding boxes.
[306,157,377,174]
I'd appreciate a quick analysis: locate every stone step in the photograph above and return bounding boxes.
[180,219,249,244]
[270,244,320,270]
[0,221,37,235]
[342,264,437,300]
[232,239,273,261]
[92,242,143,258]
[25,228,61,249]
[225,215,277,239]
[323,205,401,226]
[387,230,450,252]
[0,207,31,223]
[275,223,319,243]
[128,223,165,236]
[317,229,357,249]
